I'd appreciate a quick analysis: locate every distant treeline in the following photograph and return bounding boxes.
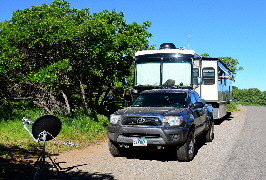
[233,87,266,106]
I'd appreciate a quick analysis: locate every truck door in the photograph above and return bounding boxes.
[190,92,205,135]
[190,92,201,135]
[194,92,207,123]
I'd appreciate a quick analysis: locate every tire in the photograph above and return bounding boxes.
[108,140,125,157]
[204,120,214,142]
[176,131,195,162]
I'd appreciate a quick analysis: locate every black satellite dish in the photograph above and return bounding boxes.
[22,115,63,178]
[32,115,62,141]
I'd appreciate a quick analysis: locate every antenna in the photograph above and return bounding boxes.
[188,33,190,49]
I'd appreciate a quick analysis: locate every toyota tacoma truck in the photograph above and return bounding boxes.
[107,89,214,162]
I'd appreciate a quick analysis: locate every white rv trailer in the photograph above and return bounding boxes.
[133,43,234,119]
[193,57,234,119]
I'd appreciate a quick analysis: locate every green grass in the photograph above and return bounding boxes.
[0,104,109,165]
[227,101,241,112]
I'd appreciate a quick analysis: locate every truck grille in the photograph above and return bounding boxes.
[121,133,161,139]
[122,116,162,126]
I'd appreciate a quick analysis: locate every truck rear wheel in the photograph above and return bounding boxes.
[108,140,126,157]
[176,131,195,162]
[204,120,214,142]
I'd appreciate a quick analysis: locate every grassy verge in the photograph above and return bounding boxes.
[0,104,109,174]
[226,101,241,112]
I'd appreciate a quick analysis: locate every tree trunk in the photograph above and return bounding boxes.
[60,89,72,116]
[79,80,89,114]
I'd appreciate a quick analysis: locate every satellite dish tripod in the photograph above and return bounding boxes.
[22,116,63,179]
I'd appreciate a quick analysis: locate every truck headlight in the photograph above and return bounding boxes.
[163,116,183,126]
[110,114,121,124]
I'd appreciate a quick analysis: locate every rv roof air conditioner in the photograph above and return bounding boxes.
[160,43,176,49]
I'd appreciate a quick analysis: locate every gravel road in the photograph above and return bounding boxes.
[48,105,259,180]
[217,106,266,180]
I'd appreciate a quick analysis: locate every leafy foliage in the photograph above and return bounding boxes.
[0,0,152,116]
[232,88,266,106]
[218,57,244,75]
[201,53,243,75]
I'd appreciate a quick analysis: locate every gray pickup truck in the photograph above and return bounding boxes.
[107,89,214,161]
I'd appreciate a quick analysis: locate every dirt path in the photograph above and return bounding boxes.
[57,141,109,163]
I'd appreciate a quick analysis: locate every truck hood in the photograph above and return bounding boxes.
[114,107,185,116]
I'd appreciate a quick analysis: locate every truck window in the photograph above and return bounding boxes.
[202,67,215,85]
[190,93,197,104]
[132,93,188,107]
[193,92,202,102]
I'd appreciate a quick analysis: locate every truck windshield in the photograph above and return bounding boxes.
[135,56,192,86]
[132,93,188,108]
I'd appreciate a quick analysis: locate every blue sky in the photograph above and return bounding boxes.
[1,0,265,91]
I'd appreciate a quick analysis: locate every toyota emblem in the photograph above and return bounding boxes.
[137,118,146,124]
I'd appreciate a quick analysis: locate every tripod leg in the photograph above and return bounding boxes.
[47,154,63,178]
[25,131,64,179]
[26,151,45,179]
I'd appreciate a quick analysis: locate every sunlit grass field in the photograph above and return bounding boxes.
[0,103,109,166]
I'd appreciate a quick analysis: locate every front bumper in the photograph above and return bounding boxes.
[108,124,188,146]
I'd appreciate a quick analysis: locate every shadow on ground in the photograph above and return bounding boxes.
[1,158,115,180]
[214,112,233,125]
[0,147,115,180]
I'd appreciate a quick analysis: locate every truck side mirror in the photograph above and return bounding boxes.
[197,77,203,85]
[201,99,206,105]
[194,102,204,108]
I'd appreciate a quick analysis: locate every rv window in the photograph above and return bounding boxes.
[218,67,223,84]
[136,62,160,86]
[162,60,192,86]
[192,68,199,85]
[202,68,215,85]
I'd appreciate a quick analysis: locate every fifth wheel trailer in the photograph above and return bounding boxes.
[132,43,234,119]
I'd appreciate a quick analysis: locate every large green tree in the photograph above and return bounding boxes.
[201,53,243,76]
[0,0,152,116]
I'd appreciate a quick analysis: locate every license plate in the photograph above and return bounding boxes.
[133,139,147,146]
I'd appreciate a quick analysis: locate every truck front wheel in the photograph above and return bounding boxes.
[176,131,195,162]
[108,140,126,157]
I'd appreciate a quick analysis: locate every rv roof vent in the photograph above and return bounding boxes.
[160,43,176,49]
